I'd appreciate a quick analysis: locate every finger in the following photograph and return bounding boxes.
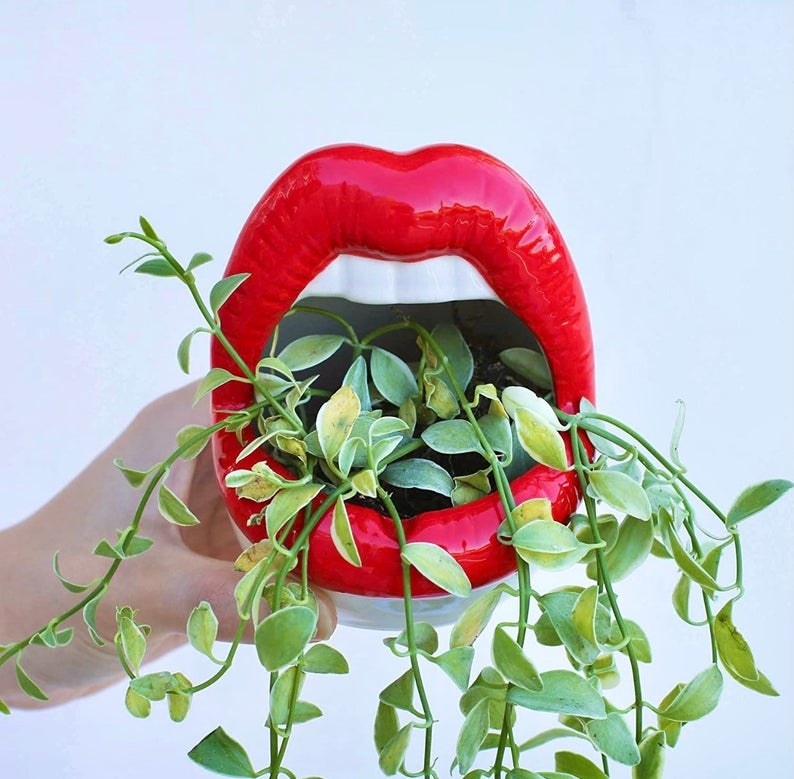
[159,552,338,645]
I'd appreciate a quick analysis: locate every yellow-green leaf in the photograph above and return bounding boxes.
[316,385,360,461]
[331,497,362,567]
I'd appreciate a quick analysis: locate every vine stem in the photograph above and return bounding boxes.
[378,485,436,779]
[571,425,645,743]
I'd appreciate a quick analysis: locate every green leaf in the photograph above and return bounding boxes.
[112,457,158,488]
[369,435,405,472]
[210,273,250,316]
[342,354,371,411]
[255,605,317,671]
[316,385,360,461]
[433,646,475,691]
[588,515,653,583]
[125,686,151,719]
[669,399,686,469]
[726,479,793,527]
[164,672,192,723]
[330,496,362,567]
[554,752,609,779]
[587,470,651,521]
[233,558,268,619]
[292,699,322,724]
[351,468,378,497]
[381,458,454,496]
[83,585,108,646]
[188,727,257,777]
[661,515,722,593]
[432,323,474,392]
[423,371,460,419]
[187,601,220,662]
[450,587,504,648]
[278,334,346,372]
[612,619,652,663]
[401,542,472,597]
[659,665,723,722]
[492,626,543,691]
[303,643,349,674]
[379,670,415,712]
[167,688,192,723]
[369,415,410,441]
[514,408,568,471]
[452,468,492,506]
[656,685,684,748]
[270,666,304,727]
[194,367,242,401]
[502,386,562,428]
[134,258,178,277]
[512,521,592,571]
[374,702,400,753]
[138,215,158,239]
[370,347,419,406]
[633,730,666,779]
[176,423,210,460]
[187,251,214,271]
[388,621,439,655]
[421,419,484,456]
[265,482,323,540]
[513,498,554,528]
[120,532,154,558]
[33,622,74,649]
[571,586,610,649]
[714,600,778,695]
[130,671,178,700]
[117,615,147,675]
[378,723,413,776]
[508,670,607,719]
[585,712,640,766]
[15,661,48,701]
[92,538,125,559]
[52,551,99,593]
[479,412,513,459]
[457,697,491,774]
[499,347,552,390]
[538,590,599,666]
[0,698,9,714]
[158,482,200,526]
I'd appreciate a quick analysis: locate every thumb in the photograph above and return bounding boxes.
[165,553,338,644]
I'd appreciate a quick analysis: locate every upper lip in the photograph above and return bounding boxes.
[211,143,595,597]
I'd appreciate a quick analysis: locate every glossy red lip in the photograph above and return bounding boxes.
[211,144,595,597]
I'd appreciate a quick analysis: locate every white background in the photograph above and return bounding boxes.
[1,2,792,777]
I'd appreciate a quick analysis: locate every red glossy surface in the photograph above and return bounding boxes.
[211,144,595,597]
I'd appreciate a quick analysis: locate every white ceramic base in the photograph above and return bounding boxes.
[330,581,513,631]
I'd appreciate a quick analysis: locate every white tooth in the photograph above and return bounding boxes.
[300,255,498,304]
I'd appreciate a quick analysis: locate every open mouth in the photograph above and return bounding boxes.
[210,144,595,600]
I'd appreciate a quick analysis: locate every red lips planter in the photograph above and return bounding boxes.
[211,144,595,605]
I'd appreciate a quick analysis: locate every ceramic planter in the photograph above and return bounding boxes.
[211,144,595,627]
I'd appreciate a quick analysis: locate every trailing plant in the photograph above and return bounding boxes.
[1,218,790,779]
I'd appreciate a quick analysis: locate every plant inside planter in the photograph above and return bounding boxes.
[1,146,791,779]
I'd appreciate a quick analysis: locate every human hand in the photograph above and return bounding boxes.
[0,383,337,708]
